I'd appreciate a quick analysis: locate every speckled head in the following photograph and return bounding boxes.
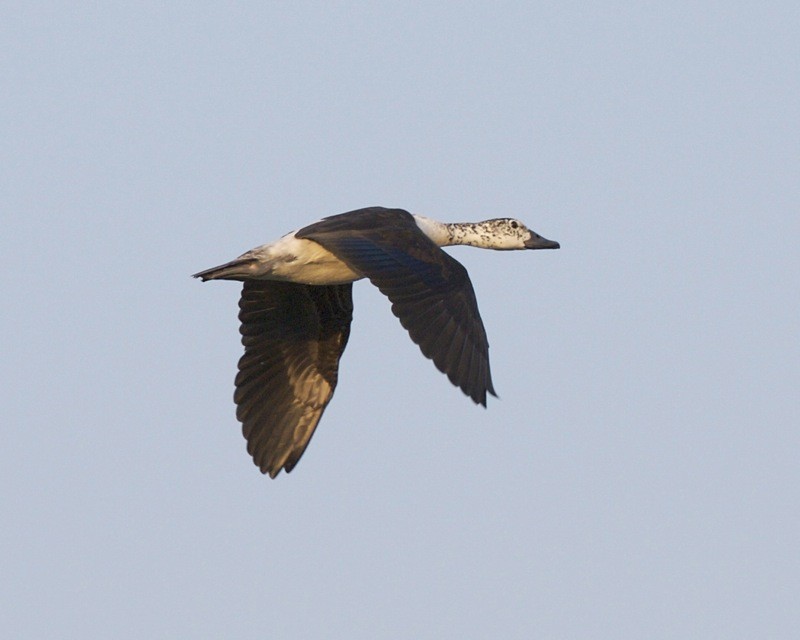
[442,218,560,251]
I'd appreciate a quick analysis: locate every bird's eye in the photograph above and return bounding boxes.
[511,221,518,229]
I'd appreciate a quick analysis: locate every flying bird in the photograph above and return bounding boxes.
[194,206,559,477]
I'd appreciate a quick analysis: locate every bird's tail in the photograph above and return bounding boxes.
[192,257,260,282]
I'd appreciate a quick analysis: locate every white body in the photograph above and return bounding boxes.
[240,233,362,285]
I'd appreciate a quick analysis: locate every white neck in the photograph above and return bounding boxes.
[412,215,453,246]
[413,215,522,249]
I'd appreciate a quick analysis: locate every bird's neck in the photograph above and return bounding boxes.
[413,215,497,248]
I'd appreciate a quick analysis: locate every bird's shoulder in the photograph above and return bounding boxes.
[296,206,417,238]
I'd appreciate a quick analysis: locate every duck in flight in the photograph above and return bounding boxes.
[194,206,559,477]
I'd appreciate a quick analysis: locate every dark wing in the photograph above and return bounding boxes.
[298,207,496,405]
[235,280,353,477]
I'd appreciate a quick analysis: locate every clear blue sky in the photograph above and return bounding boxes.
[2,3,798,638]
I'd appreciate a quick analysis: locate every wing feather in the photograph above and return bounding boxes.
[298,207,495,405]
[234,280,353,477]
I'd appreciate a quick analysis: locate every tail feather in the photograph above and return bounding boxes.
[193,257,260,282]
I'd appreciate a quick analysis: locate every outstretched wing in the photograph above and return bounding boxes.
[235,280,353,477]
[298,207,496,405]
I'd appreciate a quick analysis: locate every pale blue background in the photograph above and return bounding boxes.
[2,3,798,638]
